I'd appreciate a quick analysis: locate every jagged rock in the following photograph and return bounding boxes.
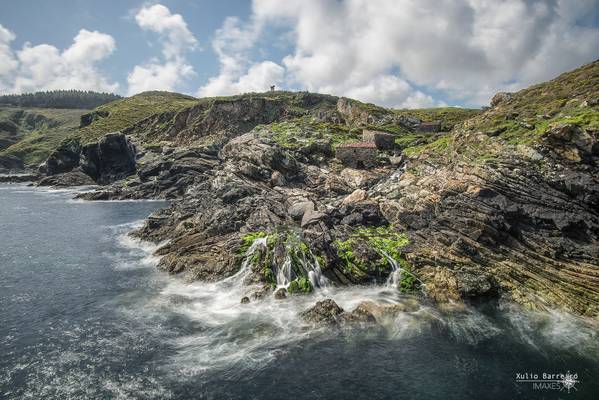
[80,132,136,184]
[45,139,81,175]
[38,171,96,187]
[0,155,24,172]
[490,91,513,107]
[541,123,598,162]
[288,201,315,220]
[301,210,327,228]
[340,168,380,189]
[300,299,345,325]
[341,189,368,205]
[274,288,287,300]
[240,296,250,304]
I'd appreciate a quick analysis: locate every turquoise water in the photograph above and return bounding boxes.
[1,184,598,399]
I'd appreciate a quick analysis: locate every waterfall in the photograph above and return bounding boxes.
[380,250,424,291]
[273,239,330,289]
[222,236,268,287]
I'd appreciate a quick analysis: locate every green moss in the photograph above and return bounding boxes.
[238,231,268,255]
[287,277,313,294]
[394,107,482,131]
[335,225,411,281]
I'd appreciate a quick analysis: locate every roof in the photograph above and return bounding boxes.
[337,141,377,149]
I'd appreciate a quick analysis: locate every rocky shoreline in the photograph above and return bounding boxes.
[8,62,599,320]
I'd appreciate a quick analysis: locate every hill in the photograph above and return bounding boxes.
[0,106,88,168]
[0,90,122,110]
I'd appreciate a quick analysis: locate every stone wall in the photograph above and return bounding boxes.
[336,143,378,168]
[362,130,396,150]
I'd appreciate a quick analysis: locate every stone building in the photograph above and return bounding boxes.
[362,130,396,150]
[335,142,378,169]
[415,121,442,133]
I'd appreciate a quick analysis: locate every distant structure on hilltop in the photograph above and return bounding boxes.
[270,85,275,92]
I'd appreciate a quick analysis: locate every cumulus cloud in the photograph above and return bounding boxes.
[197,16,284,97]
[0,24,117,93]
[127,4,197,95]
[201,0,599,107]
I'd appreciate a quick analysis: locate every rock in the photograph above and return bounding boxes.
[341,304,377,324]
[340,168,380,189]
[341,189,367,205]
[541,123,597,162]
[240,296,250,304]
[45,139,81,175]
[287,201,315,220]
[38,171,96,187]
[353,300,419,323]
[490,91,513,107]
[274,288,287,300]
[301,210,327,228]
[271,171,286,187]
[0,155,24,172]
[79,110,109,128]
[80,132,137,184]
[300,299,345,325]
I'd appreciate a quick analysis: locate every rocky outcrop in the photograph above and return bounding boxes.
[79,133,136,184]
[300,299,377,326]
[42,132,136,185]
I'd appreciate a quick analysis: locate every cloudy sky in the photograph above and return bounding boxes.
[1,0,598,108]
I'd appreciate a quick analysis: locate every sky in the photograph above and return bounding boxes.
[1,0,599,108]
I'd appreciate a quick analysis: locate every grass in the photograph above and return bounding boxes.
[394,107,482,131]
[76,91,199,143]
[0,106,88,165]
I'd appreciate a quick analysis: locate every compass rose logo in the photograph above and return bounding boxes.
[560,371,579,393]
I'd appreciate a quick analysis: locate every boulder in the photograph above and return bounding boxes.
[274,288,287,300]
[301,210,327,228]
[490,92,513,107]
[341,189,367,205]
[287,200,315,220]
[300,299,345,325]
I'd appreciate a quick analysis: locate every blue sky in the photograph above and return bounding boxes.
[1,0,598,108]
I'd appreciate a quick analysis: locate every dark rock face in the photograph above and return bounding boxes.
[80,110,109,128]
[43,132,136,185]
[0,155,24,172]
[38,171,96,187]
[45,140,81,175]
[80,133,136,184]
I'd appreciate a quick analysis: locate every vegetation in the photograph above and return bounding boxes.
[0,107,87,165]
[0,90,121,109]
[257,118,361,149]
[334,225,417,292]
[76,91,199,143]
[394,107,482,131]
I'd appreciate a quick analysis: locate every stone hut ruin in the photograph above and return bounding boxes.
[335,141,378,169]
[362,130,396,150]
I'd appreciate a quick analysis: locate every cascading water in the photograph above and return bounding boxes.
[222,236,268,287]
[381,250,424,291]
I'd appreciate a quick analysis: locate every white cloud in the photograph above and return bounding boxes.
[0,25,117,93]
[198,16,284,97]
[127,4,197,95]
[201,0,599,107]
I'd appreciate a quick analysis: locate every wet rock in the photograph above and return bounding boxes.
[341,304,377,324]
[38,171,96,187]
[300,299,345,325]
[274,288,287,300]
[240,296,250,304]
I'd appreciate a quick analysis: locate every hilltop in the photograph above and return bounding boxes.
[17,60,599,318]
